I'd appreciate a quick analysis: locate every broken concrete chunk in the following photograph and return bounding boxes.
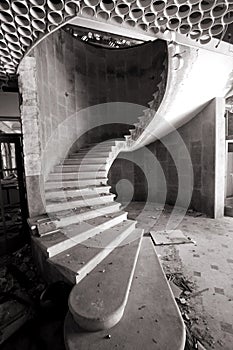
[168,281,182,299]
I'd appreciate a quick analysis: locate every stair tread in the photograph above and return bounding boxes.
[56,164,106,168]
[82,141,116,146]
[36,202,121,235]
[62,159,107,164]
[49,220,137,284]
[78,147,113,151]
[48,201,120,218]
[45,180,108,191]
[46,196,115,213]
[49,170,106,175]
[68,228,143,331]
[33,211,127,257]
[45,185,111,194]
[69,153,109,156]
[71,150,110,154]
[64,237,185,350]
[46,193,114,205]
[46,177,107,183]
[55,202,121,228]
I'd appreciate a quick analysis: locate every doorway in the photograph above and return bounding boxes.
[0,133,28,255]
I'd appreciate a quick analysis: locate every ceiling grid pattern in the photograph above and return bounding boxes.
[0,0,233,78]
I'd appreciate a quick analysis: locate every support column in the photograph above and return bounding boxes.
[214,97,226,218]
[18,56,45,217]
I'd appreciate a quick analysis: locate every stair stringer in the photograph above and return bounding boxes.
[123,41,233,151]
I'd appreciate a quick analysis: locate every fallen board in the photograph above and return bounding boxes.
[150,229,194,245]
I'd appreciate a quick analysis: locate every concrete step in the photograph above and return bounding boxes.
[62,158,107,165]
[53,202,121,228]
[45,185,111,200]
[54,164,107,172]
[64,237,186,350]
[79,145,114,152]
[84,141,116,146]
[33,211,127,258]
[80,142,116,148]
[45,178,108,190]
[46,193,115,213]
[69,152,110,159]
[49,220,137,284]
[48,171,107,181]
[68,228,143,331]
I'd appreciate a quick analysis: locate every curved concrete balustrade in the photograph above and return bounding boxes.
[1,0,233,78]
[125,41,233,149]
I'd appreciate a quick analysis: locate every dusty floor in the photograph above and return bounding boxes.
[1,202,233,349]
[126,202,233,350]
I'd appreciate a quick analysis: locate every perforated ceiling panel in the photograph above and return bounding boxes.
[0,0,233,78]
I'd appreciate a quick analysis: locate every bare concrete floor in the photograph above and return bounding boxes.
[126,202,233,350]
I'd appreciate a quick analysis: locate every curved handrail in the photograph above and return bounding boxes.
[123,41,233,151]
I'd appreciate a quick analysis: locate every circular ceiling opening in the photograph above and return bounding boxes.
[63,24,145,49]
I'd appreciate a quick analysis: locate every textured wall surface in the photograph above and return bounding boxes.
[147,98,225,217]
[108,157,148,203]
[33,28,166,177]
[19,28,166,217]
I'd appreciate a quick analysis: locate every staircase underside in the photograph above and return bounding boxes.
[126,42,233,150]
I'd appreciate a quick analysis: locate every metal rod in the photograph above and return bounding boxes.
[0,159,7,254]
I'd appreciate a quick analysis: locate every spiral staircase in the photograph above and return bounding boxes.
[32,142,186,350]
[24,25,233,345]
[28,50,187,349]
[1,1,233,348]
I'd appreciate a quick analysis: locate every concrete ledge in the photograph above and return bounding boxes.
[64,237,185,350]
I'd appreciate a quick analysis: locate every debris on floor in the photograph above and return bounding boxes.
[150,230,195,246]
[167,273,193,293]
[165,269,217,349]
[184,326,207,350]
[186,288,209,299]
[186,209,206,218]
[125,202,233,349]
[166,273,211,349]
[197,340,207,350]
[0,297,33,345]
[168,280,182,299]
[0,244,46,300]
[0,244,71,349]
